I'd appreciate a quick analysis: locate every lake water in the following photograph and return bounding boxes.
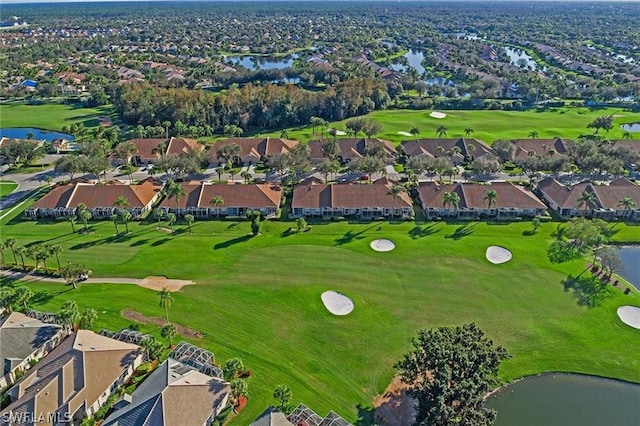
[618,246,640,290]
[0,127,74,141]
[504,47,539,70]
[225,54,298,71]
[485,374,640,426]
[621,123,640,132]
[390,49,425,75]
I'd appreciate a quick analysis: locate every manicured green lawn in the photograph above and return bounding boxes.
[264,107,638,144]
[0,101,114,132]
[0,180,18,197]
[2,200,639,424]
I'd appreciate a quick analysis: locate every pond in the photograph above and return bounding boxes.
[0,127,74,142]
[390,49,425,75]
[618,246,640,290]
[485,374,640,426]
[504,47,540,70]
[225,54,298,71]
[621,123,640,133]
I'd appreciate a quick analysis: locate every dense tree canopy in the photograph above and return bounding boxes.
[396,323,510,426]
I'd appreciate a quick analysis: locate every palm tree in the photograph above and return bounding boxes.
[442,191,460,216]
[184,214,194,234]
[121,210,132,234]
[436,125,448,138]
[162,120,172,139]
[484,189,498,212]
[622,131,632,140]
[576,190,597,216]
[167,213,177,231]
[114,195,130,213]
[111,214,120,234]
[165,179,187,213]
[38,245,51,272]
[15,246,27,269]
[153,208,163,225]
[387,185,406,218]
[158,287,173,323]
[617,196,636,217]
[26,131,35,140]
[528,130,539,139]
[210,196,224,218]
[4,237,17,265]
[161,323,177,347]
[409,126,420,140]
[151,142,167,160]
[280,129,289,139]
[215,166,225,182]
[464,127,474,137]
[66,212,77,232]
[77,204,91,233]
[49,244,63,271]
[14,287,34,311]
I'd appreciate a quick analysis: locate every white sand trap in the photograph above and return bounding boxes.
[486,246,512,264]
[429,111,447,119]
[321,291,354,315]
[398,131,413,136]
[371,239,396,252]
[617,306,640,329]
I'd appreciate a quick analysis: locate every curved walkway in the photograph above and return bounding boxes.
[0,269,193,291]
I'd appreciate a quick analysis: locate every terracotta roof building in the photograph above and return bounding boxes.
[25,179,163,219]
[125,137,202,164]
[537,177,640,220]
[417,181,547,219]
[1,330,142,425]
[208,138,298,165]
[510,138,571,163]
[159,182,283,218]
[401,138,492,165]
[307,138,396,165]
[292,178,413,219]
[0,312,66,390]
[103,358,230,426]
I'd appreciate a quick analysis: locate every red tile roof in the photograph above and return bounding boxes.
[590,178,640,209]
[126,137,202,161]
[307,138,396,161]
[417,181,545,209]
[159,182,282,209]
[207,138,298,162]
[401,138,492,159]
[511,138,570,162]
[30,179,163,209]
[292,178,411,209]
[537,177,597,209]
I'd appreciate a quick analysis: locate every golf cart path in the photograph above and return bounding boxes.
[0,270,193,292]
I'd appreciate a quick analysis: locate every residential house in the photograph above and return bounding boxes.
[401,138,492,165]
[0,330,142,425]
[417,181,547,219]
[251,406,294,426]
[25,178,163,219]
[207,138,298,166]
[124,137,203,165]
[307,138,396,165]
[0,312,66,390]
[537,177,640,220]
[103,357,230,426]
[292,178,413,219]
[509,138,571,164]
[51,138,78,153]
[160,182,283,218]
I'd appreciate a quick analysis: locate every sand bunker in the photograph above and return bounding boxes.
[617,306,640,329]
[486,246,512,264]
[139,276,194,292]
[429,111,447,119]
[397,131,413,137]
[371,239,396,252]
[321,291,354,315]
